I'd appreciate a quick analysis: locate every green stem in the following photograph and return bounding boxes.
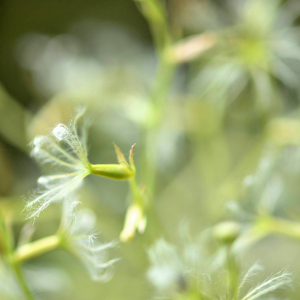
[225,245,239,298]
[10,235,60,300]
[141,59,175,200]
[10,259,35,300]
[0,212,11,255]
[129,176,142,205]
[0,212,35,300]
[131,0,176,245]
[134,0,175,199]
[14,235,60,263]
[134,0,171,52]
[256,216,300,240]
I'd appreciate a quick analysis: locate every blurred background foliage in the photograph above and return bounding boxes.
[1,0,300,299]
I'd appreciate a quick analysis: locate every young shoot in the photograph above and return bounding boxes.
[26,108,135,220]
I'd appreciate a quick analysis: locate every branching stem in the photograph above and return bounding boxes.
[0,212,36,300]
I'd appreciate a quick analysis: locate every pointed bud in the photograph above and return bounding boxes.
[113,143,129,167]
[91,144,136,180]
[129,144,136,170]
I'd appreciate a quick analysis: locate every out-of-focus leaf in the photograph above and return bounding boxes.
[0,143,14,196]
[0,83,31,152]
[26,99,77,140]
[267,118,300,146]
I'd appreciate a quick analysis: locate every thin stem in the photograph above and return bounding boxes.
[141,58,175,200]
[14,235,60,263]
[11,234,61,300]
[136,57,175,245]
[133,0,175,201]
[134,0,171,52]
[129,176,142,205]
[0,212,12,255]
[130,0,176,245]
[225,245,239,298]
[10,259,35,300]
[256,216,300,240]
[0,212,35,300]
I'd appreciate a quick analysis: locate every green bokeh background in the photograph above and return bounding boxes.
[1,0,300,299]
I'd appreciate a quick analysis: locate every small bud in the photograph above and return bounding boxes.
[213,221,240,245]
[120,204,145,242]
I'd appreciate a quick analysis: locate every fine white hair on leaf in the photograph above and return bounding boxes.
[241,269,292,300]
[234,263,263,300]
[32,136,48,148]
[147,239,183,291]
[25,172,86,220]
[60,200,119,282]
[26,107,91,220]
[145,238,292,300]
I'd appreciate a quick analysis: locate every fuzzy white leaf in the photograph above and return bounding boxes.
[25,108,91,219]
